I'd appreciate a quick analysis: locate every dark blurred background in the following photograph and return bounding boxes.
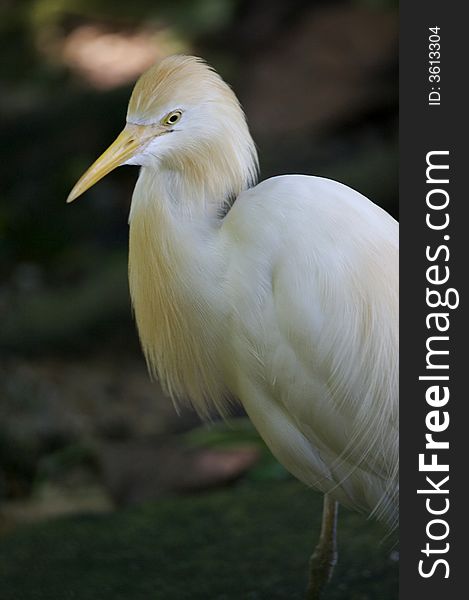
[0,0,398,597]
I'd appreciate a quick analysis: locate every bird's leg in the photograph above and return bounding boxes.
[306,493,339,600]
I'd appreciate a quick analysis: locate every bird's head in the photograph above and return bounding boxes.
[67,55,258,204]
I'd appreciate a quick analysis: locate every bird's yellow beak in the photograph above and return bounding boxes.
[67,123,160,203]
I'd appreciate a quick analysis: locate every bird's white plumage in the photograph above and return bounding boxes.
[129,168,398,528]
[68,55,399,531]
[222,175,398,525]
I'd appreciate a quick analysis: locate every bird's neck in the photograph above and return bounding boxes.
[127,166,231,416]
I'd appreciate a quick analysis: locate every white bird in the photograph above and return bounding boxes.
[67,55,398,598]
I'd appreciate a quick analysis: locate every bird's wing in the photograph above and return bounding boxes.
[224,175,398,523]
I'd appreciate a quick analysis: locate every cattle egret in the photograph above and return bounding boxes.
[68,55,398,598]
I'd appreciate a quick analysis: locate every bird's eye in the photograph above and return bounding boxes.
[163,110,182,126]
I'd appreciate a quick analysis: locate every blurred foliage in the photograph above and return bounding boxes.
[29,0,237,35]
[35,442,97,485]
[354,0,398,8]
[0,480,398,599]
[185,418,291,481]
[1,252,130,351]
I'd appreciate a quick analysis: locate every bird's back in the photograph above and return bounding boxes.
[221,175,398,527]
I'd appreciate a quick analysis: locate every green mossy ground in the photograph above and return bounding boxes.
[0,480,397,599]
